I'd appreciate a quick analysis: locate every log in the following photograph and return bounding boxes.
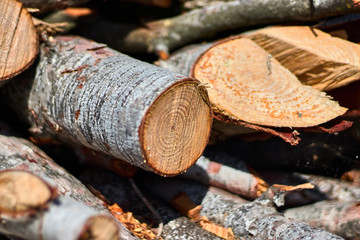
[284,200,360,240]
[140,174,344,239]
[181,153,268,200]
[159,37,346,144]
[248,26,360,91]
[4,36,212,176]
[0,170,118,240]
[75,0,360,55]
[0,0,38,84]
[0,134,138,240]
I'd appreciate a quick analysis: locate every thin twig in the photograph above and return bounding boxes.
[129,178,164,239]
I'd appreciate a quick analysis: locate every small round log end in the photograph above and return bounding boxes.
[79,216,118,240]
[0,170,54,213]
[141,80,212,176]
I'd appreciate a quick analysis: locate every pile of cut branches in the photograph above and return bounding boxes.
[1,0,360,239]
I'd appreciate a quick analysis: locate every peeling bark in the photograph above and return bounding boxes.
[4,36,212,176]
[0,134,138,240]
[284,200,360,240]
[0,170,118,240]
[78,0,360,55]
[181,153,267,200]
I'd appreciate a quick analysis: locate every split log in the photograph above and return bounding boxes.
[248,26,360,91]
[159,37,346,144]
[0,0,38,84]
[20,0,89,13]
[284,200,360,240]
[181,153,268,200]
[0,134,138,240]
[140,174,344,239]
[4,36,212,176]
[75,0,360,55]
[0,170,118,240]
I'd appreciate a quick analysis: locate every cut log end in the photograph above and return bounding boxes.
[0,171,53,213]
[0,0,38,83]
[80,216,119,240]
[192,37,346,128]
[141,81,212,176]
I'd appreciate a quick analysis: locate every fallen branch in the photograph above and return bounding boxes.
[4,36,212,176]
[181,153,267,199]
[284,200,360,239]
[0,134,138,240]
[77,0,360,55]
[0,170,118,240]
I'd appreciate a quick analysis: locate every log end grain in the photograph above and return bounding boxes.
[80,216,119,240]
[248,26,360,91]
[0,170,55,213]
[192,37,347,128]
[140,81,212,176]
[0,0,38,84]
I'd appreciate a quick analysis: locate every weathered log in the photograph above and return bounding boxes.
[141,174,344,239]
[20,0,89,13]
[0,170,118,240]
[4,36,212,176]
[76,0,360,55]
[181,153,267,200]
[0,0,38,84]
[284,200,360,240]
[248,26,360,91]
[0,134,138,240]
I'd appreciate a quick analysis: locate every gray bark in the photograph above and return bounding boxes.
[78,0,360,54]
[141,175,344,239]
[284,200,360,240]
[0,134,137,240]
[3,35,211,176]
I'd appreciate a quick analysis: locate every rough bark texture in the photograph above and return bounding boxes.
[0,0,38,84]
[20,0,89,13]
[0,134,137,240]
[181,153,267,199]
[79,168,223,239]
[284,200,360,240]
[248,26,360,91]
[0,170,118,240]
[79,0,360,54]
[4,36,212,176]
[140,174,343,239]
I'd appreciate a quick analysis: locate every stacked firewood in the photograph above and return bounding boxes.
[1,0,360,239]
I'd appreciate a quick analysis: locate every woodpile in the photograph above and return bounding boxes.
[1,0,360,239]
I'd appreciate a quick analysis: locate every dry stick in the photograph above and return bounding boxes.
[0,170,118,240]
[0,0,38,84]
[77,0,360,55]
[4,36,212,176]
[284,200,360,240]
[78,169,224,240]
[142,175,344,240]
[159,37,346,145]
[248,26,360,91]
[180,153,268,200]
[0,134,138,240]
